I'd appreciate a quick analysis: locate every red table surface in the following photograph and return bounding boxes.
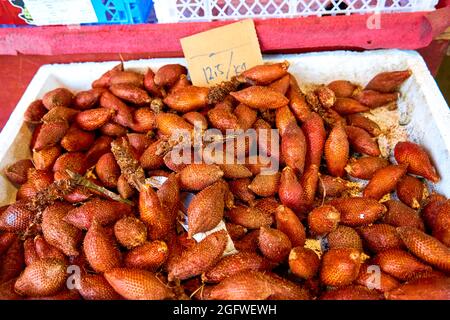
[0,7,449,131]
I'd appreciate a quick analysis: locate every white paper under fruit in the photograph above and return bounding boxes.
[1,49,449,210]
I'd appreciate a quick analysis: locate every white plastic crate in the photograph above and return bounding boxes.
[153,0,439,23]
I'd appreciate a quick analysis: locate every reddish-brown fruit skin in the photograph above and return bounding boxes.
[33,121,69,151]
[281,123,307,174]
[131,107,156,132]
[182,111,208,130]
[16,169,53,200]
[24,99,47,123]
[207,102,240,131]
[109,84,151,105]
[95,152,120,188]
[345,156,389,180]
[124,241,168,271]
[226,205,273,229]
[433,205,450,246]
[365,70,412,93]
[353,90,398,108]
[289,247,320,279]
[83,220,122,273]
[33,146,61,171]
[0,238,24,282]
[230,86,289,110]
[359,224,404,253]
[278,167,305,213]
[154,64,187,87]
[248,172,281,197]
[383,200,424,230]
[41,106,78,123]
[109,71,144,87]
[14,258,67,297]
[268,74,291,95]
[34,235,67,262]
[26,289,81,300]
[317,175,349,197]
[253,197,280,216]
[53,151,87,180]
[75,108,113,131]
[308,205,341,236]
[356,263,400,293]
[157,173,181,223]
[396,226,450,272]
[228,177,254,203]
[258,227,292,263]
[396,175,427,209]
[394,141,439,183]
[287,75,311,122]
[168,230,228,281]
[65,198,132,230]
[42,88,73,110]
[345,125,381,156]
[422,194,447,230]
[320,248,362,287]
[117,175,134,199]
[320,285,383,300]
[241,62,288,85]
[41,202,82,256]
[4,159,34,185]
[187,181,226,236]
[84,136,113,168]
[202,252,274,283]
[373,249,432,281]
[139,140,165,170]
[78,274,123,300]
[328,197,386,227]
[61,126,95,152]
[315,86,336,109]
[127,133,152,157]
[0,200,35,232]
[234,230,260,253]
[275,105,296,136]
[179,164,224,191]
[300,164,320,209]
[92,63,123,88]
[225,222,247,241]
[143,68,162,98]
[327,80,357,98]
[385,277,450,300]
[0,278,22,300]
[302,112,326,168]
[346,114,381,136]
[327,225,363,251]
[163,86,209,112]
[105,268,173,300]
[275,205,306,247]
[333,98,370,115]
[114,216,147,249]
[210,271,310,300]
[73,89,104,110]
[324,124,349,177]
[100,91,133,128]
[0,232,17,256]
[363,164,408,200]
[139,185,172,240]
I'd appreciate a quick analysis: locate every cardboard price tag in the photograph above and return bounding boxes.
[181,19,263,87]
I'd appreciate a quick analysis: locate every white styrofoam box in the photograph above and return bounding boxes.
[153,0,439,23]
[1,49,449,208]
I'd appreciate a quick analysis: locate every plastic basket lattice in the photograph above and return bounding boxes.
[153,0,439,22]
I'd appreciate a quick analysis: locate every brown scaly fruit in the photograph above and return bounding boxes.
[327,80,357,98]
[328,197,386,227]
[396,226,450,272]
[83,220,122,273]
[187,180,226,237]
[324,124,349,177]
[202,252,275,283]
[327,225,363,251]
[289,247,320,280]
[383,200,424,230]
[365,70,412,93]
[358,224,404,253]
[396,175,428,209]
[281,123,307,174]
[345,125,381,156]
[258,226,292,263]
[356,263,400,293]
[42,88,73,110]
[124,241,168,271]
[240,62,289,85]
[14,258,67,297]
[345,156,389,180]
[167,230,228,281]
[4,159,34,185]
[179,164,224,191]
[302,112,326,168]
[275,205,306,247]
[114,216,147,249]
[346,113,381,136]
[78,274,123,300]
[248,172,281,197]
[230,86,289,110]
[0,238,24,282]
[320,248,362,287]
[139,184,172,240]
[320,285,383,300]
[0,200,35,232]
[104,268,174,300]
[308,205,341,236]
[363,164,408,200]
[226,205,273,229]
[385,277,450,300]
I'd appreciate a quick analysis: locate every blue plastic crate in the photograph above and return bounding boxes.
[91,0,154,24]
